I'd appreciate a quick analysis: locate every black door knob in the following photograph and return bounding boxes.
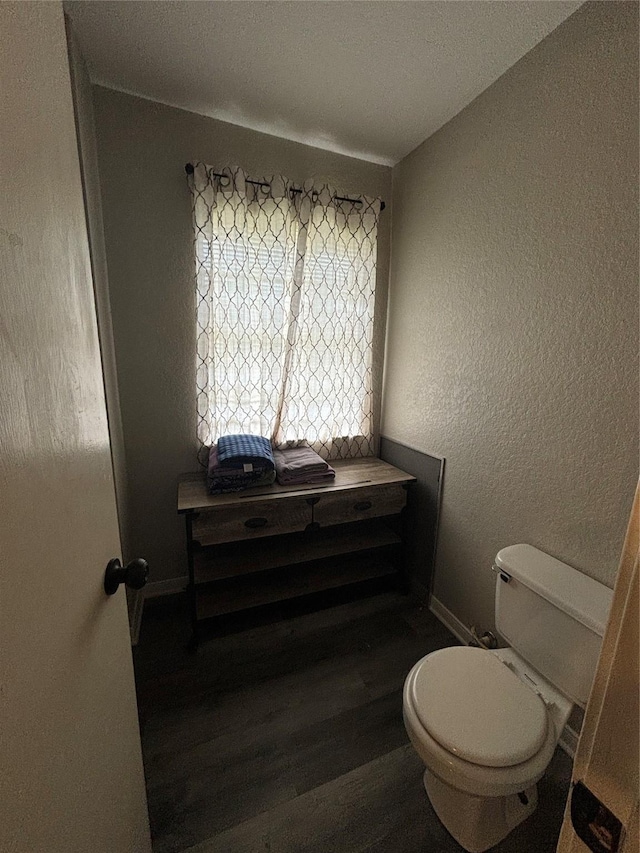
[104,557,149,595]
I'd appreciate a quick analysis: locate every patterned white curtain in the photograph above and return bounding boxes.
[189,163,380,464]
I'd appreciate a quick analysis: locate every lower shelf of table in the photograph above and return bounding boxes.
[193,550,399,620]
[192,518,402,583]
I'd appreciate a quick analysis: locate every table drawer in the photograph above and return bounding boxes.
[313,484,407,528]
[191,496,312,546]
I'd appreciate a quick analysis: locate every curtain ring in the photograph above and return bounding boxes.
[260,183,271,195]
[218,174,231,188]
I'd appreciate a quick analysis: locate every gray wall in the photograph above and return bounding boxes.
[383,2,639,633]
[93,87,392,583]
[379,437,443,599]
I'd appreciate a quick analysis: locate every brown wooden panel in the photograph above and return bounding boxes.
[193,521,402,583]
[191,496,312,546]
[314,485,407,528]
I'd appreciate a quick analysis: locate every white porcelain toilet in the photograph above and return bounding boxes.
[403,544,613,853]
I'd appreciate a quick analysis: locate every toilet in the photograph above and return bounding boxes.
[403,544,613,853]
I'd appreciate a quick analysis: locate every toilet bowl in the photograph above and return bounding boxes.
[403,646,571,852]
[403,544,612,852]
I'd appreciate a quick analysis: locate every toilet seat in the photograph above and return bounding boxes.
[403,649,560,798]
[409,646,548,767]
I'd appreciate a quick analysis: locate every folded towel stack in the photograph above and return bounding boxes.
[274,445,336,485]
[207,434,276,494]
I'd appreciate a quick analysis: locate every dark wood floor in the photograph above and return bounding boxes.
[134,587,573,853]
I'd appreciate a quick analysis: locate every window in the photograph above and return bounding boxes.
[189,165,381,463]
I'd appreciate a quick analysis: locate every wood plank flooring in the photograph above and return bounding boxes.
[134,589,573,853]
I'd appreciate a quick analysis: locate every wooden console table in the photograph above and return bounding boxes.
[178,457,415,645]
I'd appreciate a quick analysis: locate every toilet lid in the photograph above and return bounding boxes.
[409,647,548,768]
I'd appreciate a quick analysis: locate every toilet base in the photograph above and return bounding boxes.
[423,769,538,853]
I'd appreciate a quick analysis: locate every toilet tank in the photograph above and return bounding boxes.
[494,544,613,707]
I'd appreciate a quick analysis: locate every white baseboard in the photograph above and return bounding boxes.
[558,724,579,759]
[428,594,579,759]
[129,589,145,647]
[429,595,474,645]
[129,576,188,646]
[144,576,188,599]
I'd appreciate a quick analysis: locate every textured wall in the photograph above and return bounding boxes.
[93,88,391,582]
[383,2,639,633]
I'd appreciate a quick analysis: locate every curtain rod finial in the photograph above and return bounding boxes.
[185,162,194,175]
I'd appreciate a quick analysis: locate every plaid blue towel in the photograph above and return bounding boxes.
[217,434,275,471]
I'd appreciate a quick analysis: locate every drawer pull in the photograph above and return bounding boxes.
[354,500,373,512]
[245,517,268,529]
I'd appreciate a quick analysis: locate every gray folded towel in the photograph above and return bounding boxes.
[274,446,335,485]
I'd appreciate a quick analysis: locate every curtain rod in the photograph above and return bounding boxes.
[185,163,385,211]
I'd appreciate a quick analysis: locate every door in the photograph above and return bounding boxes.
[556,484,639,853]
[0,3,151,851]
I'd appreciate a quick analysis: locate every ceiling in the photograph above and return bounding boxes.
[65,1,582,166]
